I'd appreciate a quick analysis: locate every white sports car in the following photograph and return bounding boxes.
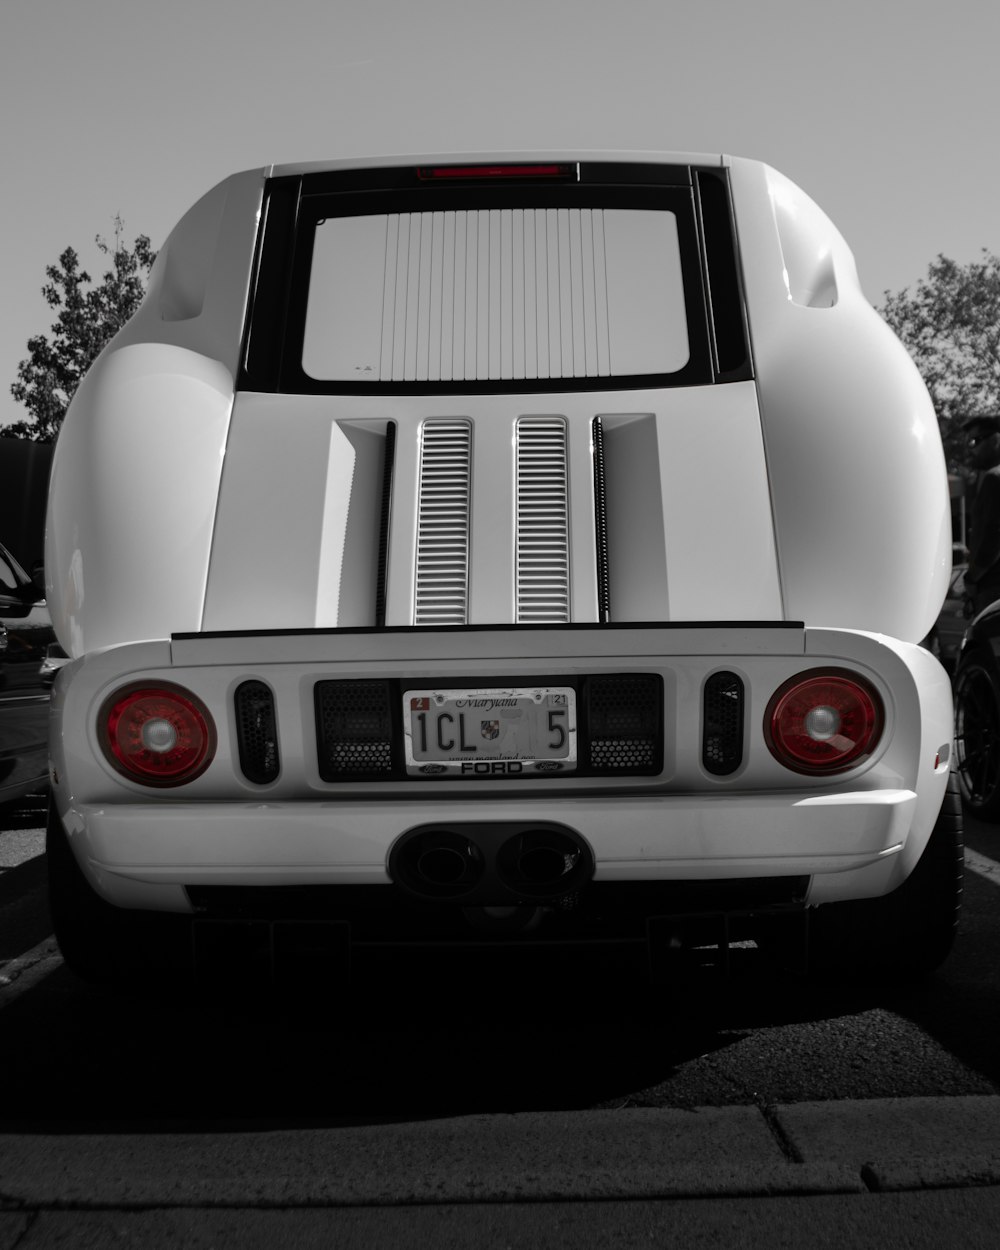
[44,153,959,986]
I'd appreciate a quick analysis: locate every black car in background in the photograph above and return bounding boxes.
[953,602,1000,819]
[925,547,970,675]
[0,539,55,805]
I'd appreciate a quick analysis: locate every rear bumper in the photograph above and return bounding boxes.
[65,787,917,913]
[50,622,954,915]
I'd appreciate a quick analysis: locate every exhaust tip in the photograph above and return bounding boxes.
[389,829,485,899]
[416,845,471,887]
[517,845,574,885]
[497,828,592,898]
[390,821,594,904]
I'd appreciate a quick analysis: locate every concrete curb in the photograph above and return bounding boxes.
[778,1096,1000,1192]
[0,1098,997,1209]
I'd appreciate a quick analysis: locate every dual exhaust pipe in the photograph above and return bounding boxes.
[388,822,593,905]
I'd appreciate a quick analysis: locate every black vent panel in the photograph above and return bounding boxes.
[703,671,744,775]
[585,674,662,774]
[315,680,394,781]
[234,680,281,784]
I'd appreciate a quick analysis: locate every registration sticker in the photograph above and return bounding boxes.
[403,686,577,777]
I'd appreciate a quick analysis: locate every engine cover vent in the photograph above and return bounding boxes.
[415,419,472,625]
[516,416,570,622]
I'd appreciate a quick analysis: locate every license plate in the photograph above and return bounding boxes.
[403,686,576,777]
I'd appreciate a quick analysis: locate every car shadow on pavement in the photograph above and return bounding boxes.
[3,896,997,1133]
[0,853,52,960]
[880,869,1000,1095]
[1,950,757,1132]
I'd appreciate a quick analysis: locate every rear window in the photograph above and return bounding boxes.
[302,208,689,384]
[241,165,750,394]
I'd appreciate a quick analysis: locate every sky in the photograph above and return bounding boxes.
[2,0,999,433]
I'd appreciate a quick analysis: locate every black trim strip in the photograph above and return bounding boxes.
[592,417,610,623]
[374,421,396,628]
[278,161,693,197]
[241,177,301,389]
[173,621,803,642]
[692,172,719,378]
[580,162,692,187]
[693,169,752,382]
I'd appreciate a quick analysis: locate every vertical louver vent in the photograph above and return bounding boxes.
[234,680,280,785]
[516,417,569,622]
[415,419,472,624]
[703,671,745,776]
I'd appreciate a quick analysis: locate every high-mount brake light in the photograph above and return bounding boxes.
[765,669,884,775]
[100,683,216,787]
[416,163,577,181]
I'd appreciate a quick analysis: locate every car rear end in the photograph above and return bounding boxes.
[45,155,956,984]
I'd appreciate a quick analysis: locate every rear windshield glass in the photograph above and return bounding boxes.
[301,208,690,384]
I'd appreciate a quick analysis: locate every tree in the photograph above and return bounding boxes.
[879,250,1000,473]
[7,218,156,442]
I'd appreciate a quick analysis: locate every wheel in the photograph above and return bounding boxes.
[46,800,191,986]
[954,653,1000,820]
[807,772,963,981]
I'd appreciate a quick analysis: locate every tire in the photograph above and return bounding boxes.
[46,800,191,987]
[954,653,1000,821]
[807,772,963,981]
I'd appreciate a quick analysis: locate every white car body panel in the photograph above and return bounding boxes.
[728,158,950,643]
[202,383,781,632]
[45,151,948,656]
[45,344,234,655]
[43,150,955,957]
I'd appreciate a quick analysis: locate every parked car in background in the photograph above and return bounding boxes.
[38,641,69,688]
[924,545,970,674]
[1,539,54,805]
[44,151,958,989]
[953,603,1000,819]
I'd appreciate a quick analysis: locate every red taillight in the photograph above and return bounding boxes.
[765,669,883,775]
[100,684,215,787]
[416,163,576,181]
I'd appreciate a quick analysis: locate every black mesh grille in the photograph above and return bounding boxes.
[703,671,744,775]
[586,675,661,774]
[234,680,280,784]
[315,681,393,781]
